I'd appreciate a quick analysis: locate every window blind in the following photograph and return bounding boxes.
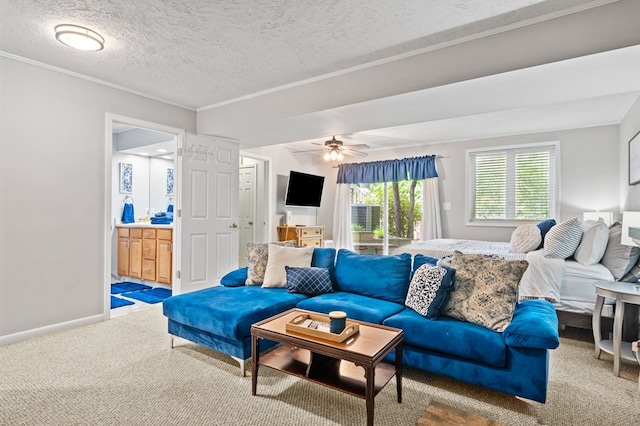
[468,143,556,222]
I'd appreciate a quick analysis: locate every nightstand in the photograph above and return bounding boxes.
[592,280,640,376]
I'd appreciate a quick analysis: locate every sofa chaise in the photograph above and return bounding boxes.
[163,247,559,403]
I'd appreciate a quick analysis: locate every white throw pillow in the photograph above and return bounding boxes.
[543,217,583,259]
[574,219,609,265]
[262,244,314,288]
[510,224,542,253]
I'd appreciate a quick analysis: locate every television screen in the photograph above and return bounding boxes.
[285,171,325,207]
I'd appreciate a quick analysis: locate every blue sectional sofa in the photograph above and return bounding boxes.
[163,247,559,403]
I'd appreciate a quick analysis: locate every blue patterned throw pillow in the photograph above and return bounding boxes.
[285,266,333,295]
[405,264,455,320]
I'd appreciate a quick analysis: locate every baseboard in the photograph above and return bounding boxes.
[0,313,105,346]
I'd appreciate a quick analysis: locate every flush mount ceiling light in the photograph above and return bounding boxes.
[55,24,104,51]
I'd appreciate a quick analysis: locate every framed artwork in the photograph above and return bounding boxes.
[167,168,174,195]
[119,162,133,193]
[629,130,640,185]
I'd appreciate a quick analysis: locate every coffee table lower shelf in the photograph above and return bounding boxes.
[260,345,397,399]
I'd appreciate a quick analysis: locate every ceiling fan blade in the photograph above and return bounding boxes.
[344,143,369,150]
[343,148,368,157]
[293,148,324,154]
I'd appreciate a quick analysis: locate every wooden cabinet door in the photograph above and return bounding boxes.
[129,237,143,278]
[156,238,172,284]
[117,236,130,276]
[142,259,156,281]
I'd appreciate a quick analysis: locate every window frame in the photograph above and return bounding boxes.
[465,141,560,227]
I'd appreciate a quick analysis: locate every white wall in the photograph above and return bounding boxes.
[285,125,620,243]
[0,56,196,342]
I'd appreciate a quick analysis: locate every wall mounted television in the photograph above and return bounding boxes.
[285,171,325,208]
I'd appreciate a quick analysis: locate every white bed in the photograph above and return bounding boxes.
[393,238,616,320]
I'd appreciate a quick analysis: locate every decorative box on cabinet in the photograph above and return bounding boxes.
[277,225,324,247]
[117,226,173,285]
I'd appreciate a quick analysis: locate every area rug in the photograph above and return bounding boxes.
[123,288,172,304]
[110,282,151,294]
[110,296,134,309]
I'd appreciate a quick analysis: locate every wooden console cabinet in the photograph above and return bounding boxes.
[117,226,173,285]
[277,225,324,247]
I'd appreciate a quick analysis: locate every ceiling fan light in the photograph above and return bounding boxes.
[337,152,344,161]
[323,152,331,161]
[330,150,338,161]
[55,24,104,51]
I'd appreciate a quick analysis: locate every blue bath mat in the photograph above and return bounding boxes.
[111,296,134,309]
[124,288,172,304]
[111,282,152,294]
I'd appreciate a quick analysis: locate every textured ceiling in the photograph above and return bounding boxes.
[0,0,598,109]
[1,0,639,150]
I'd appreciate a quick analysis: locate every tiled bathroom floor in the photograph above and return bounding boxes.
[110,283,172,318]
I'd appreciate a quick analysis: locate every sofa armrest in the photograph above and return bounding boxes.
[503,300,559,349]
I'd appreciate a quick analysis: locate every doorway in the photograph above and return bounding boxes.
[238,155,269,266]
[106,115,181,319]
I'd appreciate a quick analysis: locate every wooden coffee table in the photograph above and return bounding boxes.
[251,308,404,426]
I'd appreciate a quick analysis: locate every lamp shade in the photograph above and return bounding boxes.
[621,211,640,246]
[582,211,614,226]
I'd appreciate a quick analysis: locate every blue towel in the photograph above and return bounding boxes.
[167,204,174,213]
[150,217,172,224]
[121,203,135,224]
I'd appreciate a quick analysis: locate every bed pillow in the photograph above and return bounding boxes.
[510,224,542,253]
[601,223,640,280]
[543,218,583,259]
[536,219,557,249]
[262,244,314,288]
[574,219,609,266]
[285,266,333,295]
[442,251,528,332]
[245,240,296,285]
[405,264,455,319]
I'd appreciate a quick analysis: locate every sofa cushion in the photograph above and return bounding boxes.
[503,300,560,349]
[262,245,314,288]
[442,251,528,332]
[334,249,412,304]
[162,286,308,340]
[536,218,556,249]
[404,264,455,319]
[220,267,248,287]
[285,266,333,295]
[296,292,405,324]
[383,308,507,368]
[245,240,296,285]
[412,254,439,272]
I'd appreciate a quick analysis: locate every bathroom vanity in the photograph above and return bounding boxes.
[117,225,173,285]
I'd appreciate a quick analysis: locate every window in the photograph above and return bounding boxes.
[467,142,557,224]
[350,182,422,254]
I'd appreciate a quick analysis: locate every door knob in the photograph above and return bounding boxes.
[229,223,238,228]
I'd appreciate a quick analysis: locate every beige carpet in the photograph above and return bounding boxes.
[1,306,639,425]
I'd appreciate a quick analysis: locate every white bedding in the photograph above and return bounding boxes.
[394,238,616,315]
[393,238,526,261]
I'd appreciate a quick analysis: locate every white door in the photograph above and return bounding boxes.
[176,133,239,294]
[238,164,257,267]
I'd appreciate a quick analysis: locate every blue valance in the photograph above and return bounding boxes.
[336,155,438,184]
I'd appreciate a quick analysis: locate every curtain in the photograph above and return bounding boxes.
[337,155,437,184]
[332,184,353,251]
[422,177,442,240]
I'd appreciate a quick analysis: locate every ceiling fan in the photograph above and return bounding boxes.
[294,136,369,162]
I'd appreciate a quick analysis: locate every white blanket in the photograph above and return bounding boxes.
[518,249,565,302]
